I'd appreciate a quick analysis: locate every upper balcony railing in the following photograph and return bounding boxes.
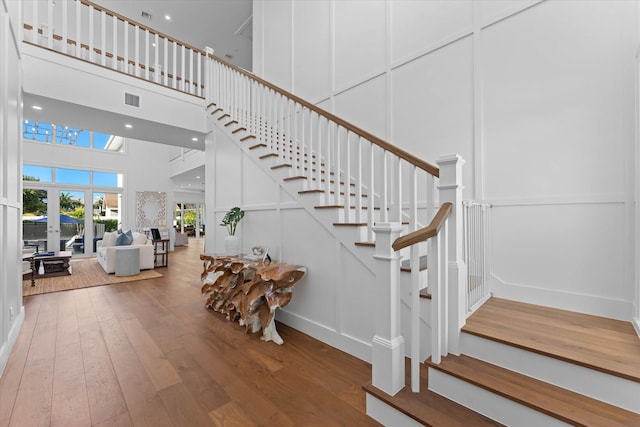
[23,0,207,97]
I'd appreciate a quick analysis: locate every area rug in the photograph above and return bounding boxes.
[23,258,163,296]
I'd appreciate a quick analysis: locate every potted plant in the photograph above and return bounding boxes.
[220,206,244,255]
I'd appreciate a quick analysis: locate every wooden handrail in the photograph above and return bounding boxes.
[209,53,440,178]
[80,0,207,55]
[392,203,452,251]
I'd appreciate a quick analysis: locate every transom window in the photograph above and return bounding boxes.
[23,120,125,152]
[23,165,122,188]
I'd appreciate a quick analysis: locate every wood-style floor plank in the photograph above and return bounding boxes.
[1,239,380,426]
[462,297,640,382]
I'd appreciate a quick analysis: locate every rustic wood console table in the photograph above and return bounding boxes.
[199,255,306,344]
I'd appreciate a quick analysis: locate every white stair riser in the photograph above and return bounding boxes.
[428,368,571,427]
[460,332,640,413]
[365,394,424,427]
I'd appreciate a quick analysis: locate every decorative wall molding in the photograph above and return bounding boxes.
[136,191,166,228]
[491,273,633,321]
[0,307,24,376]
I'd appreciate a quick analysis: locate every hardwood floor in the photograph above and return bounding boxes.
[0,240,381,427]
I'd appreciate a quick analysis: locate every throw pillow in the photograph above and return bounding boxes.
[101,231,117,247]
[115,229,133,246]
[131,232,148,246]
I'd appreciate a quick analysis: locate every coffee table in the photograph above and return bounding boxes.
[23,251,73,287]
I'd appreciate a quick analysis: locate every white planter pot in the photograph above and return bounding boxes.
[224,235,240,256]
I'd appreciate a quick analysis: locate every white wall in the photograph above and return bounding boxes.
[205,130,375,360]
[0,0,25,377]
[253,0,639,321]
[23,138,177,233]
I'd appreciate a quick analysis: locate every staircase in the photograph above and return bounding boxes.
[22,1,640,424]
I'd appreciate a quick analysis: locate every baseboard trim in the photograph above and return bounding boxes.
[633,316,640,337]
[365,393,424,427]
[0,305,25,378]
[491,273,633,321]
[276,309,372,363]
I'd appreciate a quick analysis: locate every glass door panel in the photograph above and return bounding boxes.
[22,187,49,252]
[59,190,85,254]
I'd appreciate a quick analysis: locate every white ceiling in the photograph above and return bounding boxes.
[92,0,253,71]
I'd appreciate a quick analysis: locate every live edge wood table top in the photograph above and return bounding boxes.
[199,254,306,345]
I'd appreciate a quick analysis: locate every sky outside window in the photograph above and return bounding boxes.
[23,165,52,182]
[56,168,90,185]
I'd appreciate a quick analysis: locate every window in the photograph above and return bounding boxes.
[22,120,125,152]
[93,171,121,187]
[56,168,91,185]
[23,165,52,182]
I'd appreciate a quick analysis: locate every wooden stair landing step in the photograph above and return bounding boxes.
[462,298,640,382]
[400,255,427,272]
[427,354,640,427]
[364,359,503,427]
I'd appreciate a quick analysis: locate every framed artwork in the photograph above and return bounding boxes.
[136,191,166,228]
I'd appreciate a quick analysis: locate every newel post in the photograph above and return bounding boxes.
[371,222,405,395]
[204,46,215,104]
[436,154,466,355]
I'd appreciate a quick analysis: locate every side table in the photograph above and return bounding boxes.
[152,239,169,267]
[115,247,140,276]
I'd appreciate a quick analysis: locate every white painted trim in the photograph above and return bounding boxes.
[461,332,640,413]
[429,368,569,427]
[0,306,24,378]
[491,273,633,321]
[365,393,423,427]
[479,0,547,30]
[212,202,301,213]
[390,30,473,72]
[633,317,640,337]
[275,309,372,363]
[488,195,626,207]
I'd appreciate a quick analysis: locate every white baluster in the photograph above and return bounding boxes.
[325,120,332,202]
[123,21,130,74]
[334,126,341,206]
[163,37,168,86]
[134,26,140,77]
[62,0,68,54]
[88,5,94,61]
[154,33,159,83]
[75,0,81,57]
[172,41,177,89]
[381,152,389,222]
[33,0,39,44]
[343,130,351,216]
[367,142,375,242]
[355,136,363,224]
[112,14,117,70]
[409,165,419,390]
[429,232,441,364]
[181,44,186,91]
[197,52,202,97]
[97,10,104,65]
[144,29,149,80]
[316,114,323,191]
[47,0,53,49]
[394,157,402,222]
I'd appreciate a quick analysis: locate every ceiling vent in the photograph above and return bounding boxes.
[141,11,152,21]
[124,92,140,108]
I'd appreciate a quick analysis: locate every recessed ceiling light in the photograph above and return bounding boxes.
[32,105,42,110]
[196,176,200,179]
[191,137,198,141]
[125,124,133,129]
[164,14,171,21]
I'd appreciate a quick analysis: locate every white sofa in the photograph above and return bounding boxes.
[96,231,155,273]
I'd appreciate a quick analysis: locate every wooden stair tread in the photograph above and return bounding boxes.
[400,255,427,272]
[355,242,375,247]
[427,354,640,427]
[314,205,379,210]
[462,298,640,382]
[333,223,368,227]
[363,359,503,427]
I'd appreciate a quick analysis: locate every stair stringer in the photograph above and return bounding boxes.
[209,108,436,363]
[209,108,378,273]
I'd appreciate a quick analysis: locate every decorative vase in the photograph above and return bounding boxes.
[224,235,240,256]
